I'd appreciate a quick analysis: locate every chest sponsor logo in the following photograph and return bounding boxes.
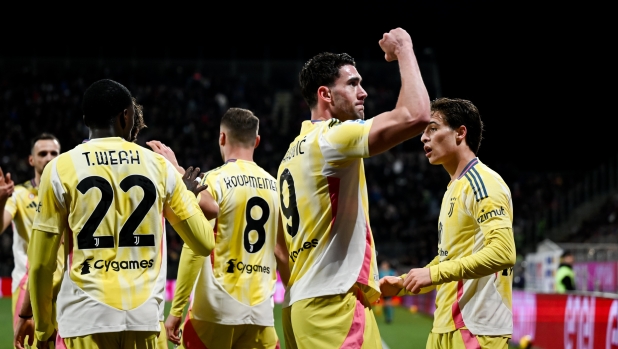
[226,259,271,275]
[79,258,154,275]
[477,206,506,223]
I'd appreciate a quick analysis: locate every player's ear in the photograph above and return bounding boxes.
[28,154,34,166]
[455,125,467,145]
[254,135,261,149]
[219,132,226,147]
[317,86,332,104]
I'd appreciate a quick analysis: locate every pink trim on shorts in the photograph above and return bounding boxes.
[356,223,372,285]
[13,274,28,328]
[182,313,208,349]
[459,329,481,349]
[451,280,465,329]
[275,340,281,349]
[340,297,366,348]
[56,332,67,349]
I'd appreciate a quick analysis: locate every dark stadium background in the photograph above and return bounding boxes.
[0,4,615,348]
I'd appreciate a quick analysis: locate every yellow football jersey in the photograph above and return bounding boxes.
[277,119,380,307]
[5,180,38,293]
[431,158,515,335]
[177,159,279,326]
[32,137,204,338]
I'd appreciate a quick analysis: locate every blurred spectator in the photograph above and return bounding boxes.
[555,250,576,293]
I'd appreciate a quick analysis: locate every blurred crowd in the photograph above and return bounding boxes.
[0,58,602,280]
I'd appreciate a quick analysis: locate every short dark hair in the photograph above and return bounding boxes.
[31,133,60,152]
[299,52,356,109]
[220,108,259,146]
[431,98,484,155]
[130,97,147,143]
[82,79,133,129]
[561,250,573,258]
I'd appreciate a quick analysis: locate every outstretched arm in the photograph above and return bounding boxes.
[368,28,430,156]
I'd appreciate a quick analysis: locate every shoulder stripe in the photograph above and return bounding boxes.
[469,167,488,199]
[457,158,479,180]
[464,173,481,201]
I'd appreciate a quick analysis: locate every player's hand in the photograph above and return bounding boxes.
[402,268,432,294]
[182,166,208,197]
[378,27,412,62]
[146,140,185,174]
[379,276,404,297]
[165,314,182,345]
[14,317,34,349]
[0,167,15,201]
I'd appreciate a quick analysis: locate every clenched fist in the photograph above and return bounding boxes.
[378,27,413,62]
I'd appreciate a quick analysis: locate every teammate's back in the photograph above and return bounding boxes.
[29,79,215,348]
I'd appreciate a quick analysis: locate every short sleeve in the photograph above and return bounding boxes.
[163,161,202,225]
[466,175,513,233]
[319,119,373,164]
[32,160,67,234]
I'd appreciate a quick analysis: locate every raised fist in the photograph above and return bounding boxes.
[378,28,413,62]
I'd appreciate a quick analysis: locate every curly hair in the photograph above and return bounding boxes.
[130,97,147,142]
[299,52,356,109]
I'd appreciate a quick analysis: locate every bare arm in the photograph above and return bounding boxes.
[368,28,430,156]
[274,216,290,288]
[198,191,219,220]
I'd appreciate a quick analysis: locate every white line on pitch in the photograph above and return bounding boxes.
[382,339,391,349]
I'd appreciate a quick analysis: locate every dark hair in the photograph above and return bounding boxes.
[299,52,356,109]
[220,108,259,146]
[430,98,484,155]
[561,250,573,258]
[31,133,61,152]
[82,79,133,129]
[130,97,147,143]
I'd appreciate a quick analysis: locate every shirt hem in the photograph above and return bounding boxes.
[59,324,160,338]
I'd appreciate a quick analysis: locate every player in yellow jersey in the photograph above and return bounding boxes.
[28,79,216,349]
[379,98,516,349]
[0,133,61,349]
[277,28,430,349]
[149,107,289,349]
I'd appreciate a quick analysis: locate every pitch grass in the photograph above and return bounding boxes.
[0,298,520,349]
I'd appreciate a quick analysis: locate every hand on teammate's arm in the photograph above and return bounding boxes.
[428,227,516,285]
[274,216,290,288]
[379,276,404,297]
[146,140,185,174]
[181,166,208,197]
[367,28,430,156]
[27,229,62,343]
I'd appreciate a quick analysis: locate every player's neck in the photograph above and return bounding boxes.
[223,147,254,163]
[88,127,122,140]
[445,151,477,182]
[310,105,335,122]
[33,172,41,187]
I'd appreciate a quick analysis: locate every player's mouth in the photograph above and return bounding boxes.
[424,146,432,157]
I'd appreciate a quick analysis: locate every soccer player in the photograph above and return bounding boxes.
[277,27,430,348]
[0,133,61,349]
[148,107,288,349]
[28,79,215,349]
[379,98,516,348]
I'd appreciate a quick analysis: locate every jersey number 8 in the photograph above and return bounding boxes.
[244,197,270,253]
